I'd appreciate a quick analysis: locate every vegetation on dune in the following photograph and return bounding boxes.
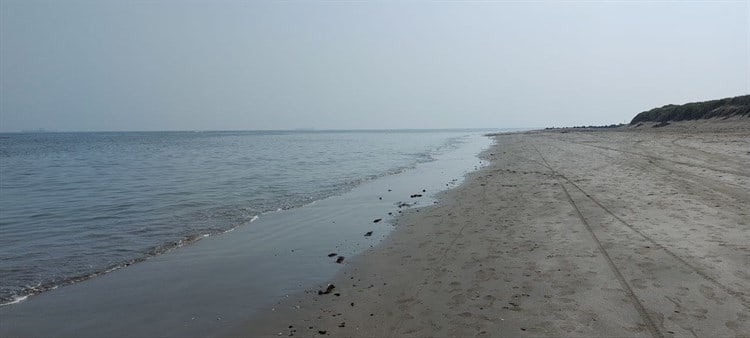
[630,95,750,124]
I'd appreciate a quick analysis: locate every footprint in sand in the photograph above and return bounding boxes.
[474,267,496,282]
[629,278,648,290]
[698,284,726,305]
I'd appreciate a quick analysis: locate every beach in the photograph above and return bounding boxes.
[3,1,748,336]
[245,119,750,337]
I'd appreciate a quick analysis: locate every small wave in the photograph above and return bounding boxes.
[0,295,28,307]
[0,229,223,307]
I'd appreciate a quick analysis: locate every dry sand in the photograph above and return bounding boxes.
[241,119,750,337]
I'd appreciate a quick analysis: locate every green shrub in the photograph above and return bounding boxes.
[630,95,750,124]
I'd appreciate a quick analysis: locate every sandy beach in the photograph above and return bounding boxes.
[244,119,750,337]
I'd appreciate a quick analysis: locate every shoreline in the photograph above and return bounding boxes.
[0,132,492,337]
[0,130,499,308]
[243,120,750,336]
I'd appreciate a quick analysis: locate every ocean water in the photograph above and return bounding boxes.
[0,130,490,305]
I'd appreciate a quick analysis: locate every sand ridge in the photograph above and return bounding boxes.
[243,122,750,337]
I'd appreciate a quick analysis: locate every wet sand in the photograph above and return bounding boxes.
[245,119,750,337]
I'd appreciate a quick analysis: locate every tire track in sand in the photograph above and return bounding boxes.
[532,139,750,311]
[531,143,664,338]
[551,136,750,179]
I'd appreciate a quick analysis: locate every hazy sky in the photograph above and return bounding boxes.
[1,0,748,131]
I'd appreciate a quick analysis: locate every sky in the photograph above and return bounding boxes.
[1,0,748,132]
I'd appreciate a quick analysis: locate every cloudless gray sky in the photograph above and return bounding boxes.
[1,0,748,131]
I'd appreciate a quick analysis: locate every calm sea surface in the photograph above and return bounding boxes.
[0,130,489,305]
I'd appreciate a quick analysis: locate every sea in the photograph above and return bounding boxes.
[0,129,498,309]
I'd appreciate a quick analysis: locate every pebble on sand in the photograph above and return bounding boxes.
[317,284,336,295]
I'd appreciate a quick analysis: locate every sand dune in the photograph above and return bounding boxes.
[245,120,750,337]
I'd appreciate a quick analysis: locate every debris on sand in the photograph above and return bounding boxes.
[364,231,373,237]
[397,202,411,208]
[336,256,345,264]
[317,284,335,295]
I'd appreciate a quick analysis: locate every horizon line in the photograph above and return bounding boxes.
[0,127,538,134]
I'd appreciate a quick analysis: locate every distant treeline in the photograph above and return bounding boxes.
[630,95,750,124]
